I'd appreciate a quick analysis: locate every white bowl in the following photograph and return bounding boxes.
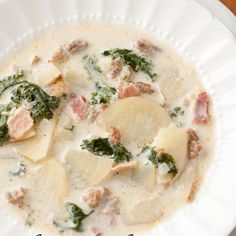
[0,0,236,235]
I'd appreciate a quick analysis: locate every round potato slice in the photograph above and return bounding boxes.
[99,97,171,146]
[65,149,114,187]
[130,163,156,190]
[153,126,188,183]
[120,195,162,225]
[28,159,68,216]
[16,119,56,162]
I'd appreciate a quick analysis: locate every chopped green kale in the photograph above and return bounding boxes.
[53,202,93,232]
[0,103,14,145]
[103,48,157,81]
[81,137,114,156]
[82,55,105,82]
[83,55,117,105]
[81,137,132,163]
[11,81,60,122]
[0,70,24,96]
[169,106,184,118]
[148,149,177,176]
[91,82,116,105]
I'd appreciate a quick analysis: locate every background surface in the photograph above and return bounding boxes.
[220,0,236,15]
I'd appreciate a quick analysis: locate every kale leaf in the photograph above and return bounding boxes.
[103,48,157,81]
[0,70,24,96]
[0,103,14,145]
[83,55,117,105]
[53,202,93,232]
[91,82,116,105]
[81,137,132,163]
[65,202,92,232]
[148,149,177,176]
[11,81,60,122]
[82,55,105,82]
[81,138,114,156]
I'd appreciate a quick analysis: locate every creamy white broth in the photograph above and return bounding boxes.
[0,22,214,236]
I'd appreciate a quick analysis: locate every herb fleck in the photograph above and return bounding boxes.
[25,208,35,227]
[64,125,75,132]
[169,106,184,118]
[10,161,26,177]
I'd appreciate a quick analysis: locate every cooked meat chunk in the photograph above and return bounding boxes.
[110,59,123,78]
[31,55,41,65]
[187,129,202,159]
[83,187,110,208]
[117,82,141,99]
[109,127,121,144]
[50,39,88,63]
[67,39,88,54]
[135,82,154,94]
[50,47,64,64]
[135,39,161,55]
[46,76,69,97]
[193,92,210,125]
[70,95,88,119]
[7,107,34,141]
[118,82,154,99]
[6,188,27,208]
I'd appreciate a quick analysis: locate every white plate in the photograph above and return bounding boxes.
[0,0,236,235]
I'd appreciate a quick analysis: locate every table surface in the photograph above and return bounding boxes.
[220,0,236,14]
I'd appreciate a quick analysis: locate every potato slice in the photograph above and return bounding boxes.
[99,97,171,145]
[16,119,56,162]
[153,126,188,183]
[131,163,156,190]
[28,159,68,215]
[120,190,162,225]
[65,149,114,186]
[34,62,61,87]
[120,160,197,225]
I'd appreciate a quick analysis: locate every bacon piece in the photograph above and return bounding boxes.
[117,83,141,99]
[70,96,88,119]
[109,127,121,144]
[193,92,210,125]
[135,82,154,94]
[187,129,202,159]
[135,39,161,56]
[7,107,34,141]
[5,188,27,209]
[50,39,88,64]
